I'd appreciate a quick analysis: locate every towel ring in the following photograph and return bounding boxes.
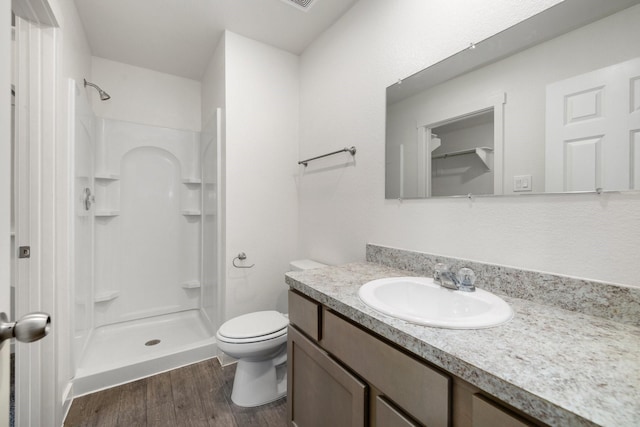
[233,252,255,269]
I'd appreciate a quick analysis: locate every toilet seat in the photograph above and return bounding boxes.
[217,327,287,344]
[217,310,288,343]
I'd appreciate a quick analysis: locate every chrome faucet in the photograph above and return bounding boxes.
[433,263,476,292]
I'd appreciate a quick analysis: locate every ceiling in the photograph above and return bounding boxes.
[74,0,358,81]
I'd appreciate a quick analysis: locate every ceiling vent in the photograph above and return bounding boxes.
[280,0,317,12]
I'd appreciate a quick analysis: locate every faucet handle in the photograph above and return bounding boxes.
[433,263,449,282]
[457,267,476,292]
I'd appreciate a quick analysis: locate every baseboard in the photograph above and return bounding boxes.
[216,350,237,367]
[60,382,73,426]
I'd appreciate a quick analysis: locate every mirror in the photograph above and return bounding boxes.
[385,0,640,199]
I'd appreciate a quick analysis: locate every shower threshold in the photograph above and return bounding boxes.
[73,310,216,396]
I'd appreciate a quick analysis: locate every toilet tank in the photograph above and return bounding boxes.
[289,259,326,271]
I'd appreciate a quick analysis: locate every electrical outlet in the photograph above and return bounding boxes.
[514,175,532,192]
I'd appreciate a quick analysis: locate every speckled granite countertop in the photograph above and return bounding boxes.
[285,262,640,427]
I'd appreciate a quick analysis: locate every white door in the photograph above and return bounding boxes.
[9,5,58,426]
[1,1,13,426]
[545,57,640,192]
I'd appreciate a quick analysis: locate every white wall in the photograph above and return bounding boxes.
[91,57,201,132]
[223,31,300,319]
[298,0,640,287]
[202,35,226,130]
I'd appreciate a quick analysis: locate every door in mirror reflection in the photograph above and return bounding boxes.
[545,57,640,192]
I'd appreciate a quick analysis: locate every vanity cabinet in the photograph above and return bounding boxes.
[288,290,448,427]
[322,310,450,426]
[288,290,543,427]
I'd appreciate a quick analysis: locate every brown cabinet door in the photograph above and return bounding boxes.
[375,396,420,427]
[472,394,536,427]
[287,326,367,427]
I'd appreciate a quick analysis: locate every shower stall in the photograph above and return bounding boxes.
[69,79,221,395]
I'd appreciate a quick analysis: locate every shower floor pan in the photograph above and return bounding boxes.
[73,309,216,396]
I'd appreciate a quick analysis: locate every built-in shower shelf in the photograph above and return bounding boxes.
[181,281,201,289]
[95,291,120,303]
[182,178,201,184]
[95,210,120,217]
[182,210,201,216]
[95,173,120,180]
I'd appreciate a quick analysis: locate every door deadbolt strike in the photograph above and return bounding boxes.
[19,246,31,259]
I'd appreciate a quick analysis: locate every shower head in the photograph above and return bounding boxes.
[84,79,111,101]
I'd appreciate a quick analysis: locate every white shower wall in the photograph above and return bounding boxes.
[71,80,95,372]
[93,118,202,327]
[200,111,221,329]
[68,58,219,396]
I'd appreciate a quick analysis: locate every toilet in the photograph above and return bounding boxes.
[216,259,326,407]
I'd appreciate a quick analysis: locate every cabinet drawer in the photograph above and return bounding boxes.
[288,290,321,341]
[322,310,450,427]
[375,396,419,427]
[472,394,535,427]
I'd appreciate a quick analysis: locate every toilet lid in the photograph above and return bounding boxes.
[218,310,288,339]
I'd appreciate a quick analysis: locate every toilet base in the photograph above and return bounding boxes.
[230,356,287,407]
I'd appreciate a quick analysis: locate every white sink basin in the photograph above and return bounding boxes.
[358,277,513,329]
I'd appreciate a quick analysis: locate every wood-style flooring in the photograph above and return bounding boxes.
[64,358,287,427]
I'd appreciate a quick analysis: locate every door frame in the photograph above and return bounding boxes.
[417,92,506,196]
[1,1,13,425]
[12,1,62,425]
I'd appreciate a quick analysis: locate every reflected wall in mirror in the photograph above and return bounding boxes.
[385,0,640,199]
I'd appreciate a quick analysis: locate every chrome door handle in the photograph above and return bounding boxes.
[0,312,51,345]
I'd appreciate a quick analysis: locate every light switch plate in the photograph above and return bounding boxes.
[514,175,532,192]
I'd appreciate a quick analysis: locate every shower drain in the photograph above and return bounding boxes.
[145,339,161,346]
